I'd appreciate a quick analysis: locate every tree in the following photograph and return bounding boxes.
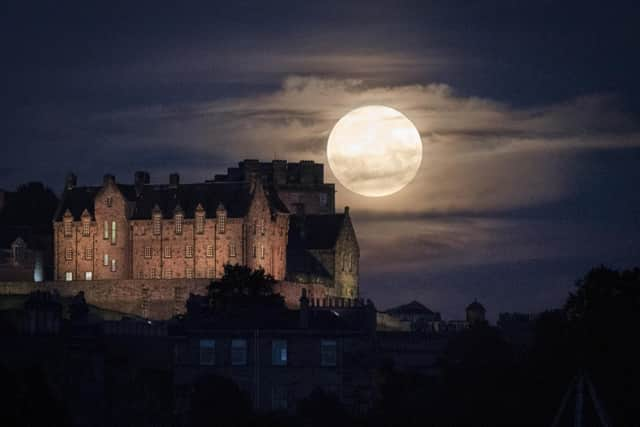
[207,264,283,310]
[188,374,252,427]
[564,266,640,424]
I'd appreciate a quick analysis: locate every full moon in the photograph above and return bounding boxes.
[327,105,422,197]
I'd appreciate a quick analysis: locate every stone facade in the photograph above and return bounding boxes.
[48,160,360,313]
[54,173,289,284]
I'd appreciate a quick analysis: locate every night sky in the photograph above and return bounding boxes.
[2,1,639,320]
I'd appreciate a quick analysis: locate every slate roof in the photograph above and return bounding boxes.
[386,300,435,316]
[54,182,288,221]
[287,214,346,250]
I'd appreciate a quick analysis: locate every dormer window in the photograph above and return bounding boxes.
[196,214,204,234]
[175,214,183,234]
[153,215,161,235]
[64,221,72,237]
[218,212,226,234]
[82,221,90,236]
[195,204,205,234]
[106,197,113,207]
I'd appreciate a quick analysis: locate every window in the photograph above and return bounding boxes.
[103,254,109,266]
[319,193,328,207]
[65,248,73,261]
[111,259,117,272]
[252,246,257,258]
[207,268,215,278]
[106,197,113,207]
[65,271,73,281]
[164,269,172,279]
[271,340,287,366]
[196,214,204,234]
[186,268,193,279]
[144,246,152,258]
[231,339,248,366]
[64,221,72,237]
[164,247,172,258]
[260,245,265,259]
[185,245,193,258]
[206,245,214,258]
[279,246,284,260]
[348,255,353,272]
[253,222,257,235]
[103,221,109,239]
[271,386,288,410]
[321,340,337,367]
[85,271,92,281]
[229,244,236,257]
[153,216,161,235]
[342,254,347,272]
[85,247,93,260]
[218,213,226,233]
[199,339,216,365]
[260,219,265,235]
[175,214,183,234]
[151,268,157,279]
[82,221,90,236]
[111,221,116,245]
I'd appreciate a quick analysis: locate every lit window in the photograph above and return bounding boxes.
[111,221,116,245]
[85,271,92,281]
[82,221,90,236]
[229,244,236,257]
[85,247,93,260]
[65,271,73,281]
[111,259,117,272]
[103,254,109,266]
[185,245,193,258]
[231,339,248,366]
[199,339,216,365]
[206,245,214,258]
[186,268,194,279]
[65,248,73,261]
[153,216,161,235]
[164,247,172,258]
[196,214,204,234]
[175,214,183,234]
[103,221,109,239]
[271,340,287,366]
[218,213,226,233]
[321,340,337,367]
[144,246,152,258]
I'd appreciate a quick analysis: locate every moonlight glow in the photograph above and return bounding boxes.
[327,105,423,197]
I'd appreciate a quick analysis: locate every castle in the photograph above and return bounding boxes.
[52,160,359,305]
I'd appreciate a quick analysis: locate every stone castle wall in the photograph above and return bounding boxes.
[0,279,332,319]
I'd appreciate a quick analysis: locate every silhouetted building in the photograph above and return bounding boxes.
[466,299,486,326]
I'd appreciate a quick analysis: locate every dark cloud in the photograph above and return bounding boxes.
[2,0,640,318]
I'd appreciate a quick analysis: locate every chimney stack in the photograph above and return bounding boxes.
[135,171,150,196]
[169,173,180,188]
[103,174,115,185]
[65,173,77,191]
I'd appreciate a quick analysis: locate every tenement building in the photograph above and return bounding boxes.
[52,160,359,300]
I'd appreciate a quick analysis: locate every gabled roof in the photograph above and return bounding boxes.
[287,214,346,250]
[386,300,435,316]
[54,181,289,221]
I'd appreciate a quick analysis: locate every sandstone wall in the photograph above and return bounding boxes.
[0,279,332,319]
